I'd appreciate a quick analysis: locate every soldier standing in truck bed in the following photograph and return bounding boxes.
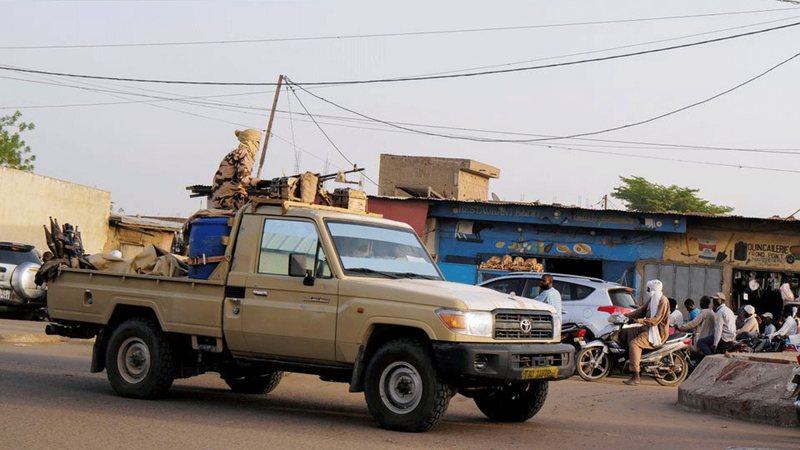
[211,129,263,210]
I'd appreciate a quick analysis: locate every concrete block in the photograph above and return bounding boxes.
[678,354,799,427]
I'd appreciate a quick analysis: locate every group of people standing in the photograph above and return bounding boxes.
[677,294,799,356]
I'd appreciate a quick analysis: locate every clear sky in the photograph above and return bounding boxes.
[2,0,799,218]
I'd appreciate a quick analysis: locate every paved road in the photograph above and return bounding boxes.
[0,323,797,450]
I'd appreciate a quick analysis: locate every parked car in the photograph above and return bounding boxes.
[479,273,637,339]
[0,242,46,320]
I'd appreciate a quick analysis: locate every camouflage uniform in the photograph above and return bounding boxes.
[211,129,261,210]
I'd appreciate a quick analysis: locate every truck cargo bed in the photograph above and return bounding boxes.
[48,268,225,338]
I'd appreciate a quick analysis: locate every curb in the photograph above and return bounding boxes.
[0,334,70,344]
[678,354,799,428]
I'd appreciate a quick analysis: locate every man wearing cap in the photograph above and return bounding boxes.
[211,129,263,210]
[736,304,759,336]
[697,293,737,355]
[762,312,776,335]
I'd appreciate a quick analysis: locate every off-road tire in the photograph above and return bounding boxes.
[576,347,611,382]
[105,317,174,399]
[224,372,284,394]
[363,338,451,432]
[474,381,548,422]
[655,353,689,387]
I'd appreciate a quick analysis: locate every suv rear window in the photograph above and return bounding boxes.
[0,248,40,265]
[609,289,636,308]
[521,279,594,301]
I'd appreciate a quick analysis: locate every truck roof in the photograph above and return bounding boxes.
[247,199,414,231]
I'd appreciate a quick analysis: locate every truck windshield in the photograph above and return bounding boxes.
[326,221,441,280]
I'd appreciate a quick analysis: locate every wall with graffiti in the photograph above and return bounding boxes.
[664,228,800,270]
[436,217,664,286]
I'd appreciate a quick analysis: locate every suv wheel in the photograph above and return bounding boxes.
[224,372,284,394]
[474,381,548,422]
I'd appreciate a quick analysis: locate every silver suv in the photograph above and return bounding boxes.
[479,273,637,339]
[0,242,45,320]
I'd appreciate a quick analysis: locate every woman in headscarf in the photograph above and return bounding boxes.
[620,279,670,385]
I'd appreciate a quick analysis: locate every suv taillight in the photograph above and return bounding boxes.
[597,306,631,315]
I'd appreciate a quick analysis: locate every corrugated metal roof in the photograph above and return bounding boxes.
[368,195,797,223]
[109,214,184,231]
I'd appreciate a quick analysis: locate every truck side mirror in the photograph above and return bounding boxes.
[289,253,307,277]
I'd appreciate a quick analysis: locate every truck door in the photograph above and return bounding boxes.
[239,217,338,361]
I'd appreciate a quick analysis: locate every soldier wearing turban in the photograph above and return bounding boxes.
[211,129,262,210]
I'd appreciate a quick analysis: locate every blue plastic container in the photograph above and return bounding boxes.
[188,217,231,279]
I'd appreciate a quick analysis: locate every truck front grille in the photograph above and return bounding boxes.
[513,353,569,368]
[494,311,553,340]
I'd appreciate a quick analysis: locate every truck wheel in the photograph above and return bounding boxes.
[474,381,548,422]
[224,372,284,394]
[363,339,451,432]
[105,318,174,399]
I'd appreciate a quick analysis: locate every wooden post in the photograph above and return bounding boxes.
[256,74,284,178]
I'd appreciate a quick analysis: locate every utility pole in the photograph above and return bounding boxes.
[256,74,284,178]
[602,194,608,210]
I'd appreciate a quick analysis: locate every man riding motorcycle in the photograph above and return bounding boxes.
[620,279,670,385]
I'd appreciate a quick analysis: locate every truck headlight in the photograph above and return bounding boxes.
[437,309,493,338]
[553,313,562,340]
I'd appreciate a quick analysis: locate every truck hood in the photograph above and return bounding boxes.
[340,278,556,314]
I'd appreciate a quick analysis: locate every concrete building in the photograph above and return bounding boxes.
[378,154,499,201]
[0,167,110,254]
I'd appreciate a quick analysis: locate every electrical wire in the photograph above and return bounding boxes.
[3,19,800,86]
[3,7,798,50]
[7,14,800,111]
[9,66,800,157]
[286,49,800,144]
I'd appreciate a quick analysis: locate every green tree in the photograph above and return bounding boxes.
[0,111,36,172]
[611,175,734,214]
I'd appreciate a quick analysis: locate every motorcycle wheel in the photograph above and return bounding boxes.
[576,347,611,382]
[655,353,689,387]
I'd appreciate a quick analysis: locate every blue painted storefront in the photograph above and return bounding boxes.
[429,201,684,295]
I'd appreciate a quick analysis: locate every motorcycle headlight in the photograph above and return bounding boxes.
[437,309,493,338]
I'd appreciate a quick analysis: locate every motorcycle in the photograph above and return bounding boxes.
[561,323,590,352]
[575,313,693,387]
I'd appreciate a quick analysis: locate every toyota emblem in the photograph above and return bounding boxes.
[520,318,533,332]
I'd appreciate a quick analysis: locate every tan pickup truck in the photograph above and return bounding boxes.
[46,201,574,432]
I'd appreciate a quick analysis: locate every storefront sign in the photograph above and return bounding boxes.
[664,230,800,269]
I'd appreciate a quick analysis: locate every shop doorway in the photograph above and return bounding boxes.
[731,269,795,320]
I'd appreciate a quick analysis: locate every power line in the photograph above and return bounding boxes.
[406,14,800,79]
[286,49,800,144]
[9,65,800,157]
[3,19,800,87]
[10,14,799,110]
[283,79,379,187]
[3,7,798,50]
[526,141,800,174]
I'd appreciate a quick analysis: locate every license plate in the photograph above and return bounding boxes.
[521,366,558,380]
[0,289,10,301]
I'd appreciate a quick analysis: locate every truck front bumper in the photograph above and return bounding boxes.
[432,342,575,386]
